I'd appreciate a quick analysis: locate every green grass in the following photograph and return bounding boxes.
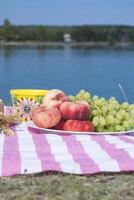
[0,172,134,200]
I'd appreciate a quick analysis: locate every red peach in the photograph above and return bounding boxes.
[59,101,90,120]
[53,120,66,130]
[30,106,46,119]
[63,120,94,132]
[42,89,70,109]
[32,107,61,128]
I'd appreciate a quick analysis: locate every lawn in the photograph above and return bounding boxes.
[0,172,134,200]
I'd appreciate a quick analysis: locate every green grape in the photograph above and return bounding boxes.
[110,110,117,116]
[85,92,91,98]
[114,125,121,131]
[75,90,91,102]
[69,95,77,102]
[114,125,125,132]
[123,121,130,129]
[100,97,106,101]
[109,96,116,101]
[120,126,126,131]
[76,91,82,98]
[84,93,91,102]
[94,99,103,107]
[107,126,115,132]
[92,95,99,101]
[97,126,105,132]
[76,94,81,100]
[102,128,109,132]
[129,110,134,119]
[92,116,100,127]
[114,118,121,125]
[116,112,123,120]
[128,104,134,111]
[101,105,108,114]
[106,114,115,125]
[91,109,99,116]
[111,100,120,110]
[79,89,86,94]
[99,116,106,126]
[108,103,116,111]
[121,102,129,110]
[124,112,129,121]
[118,109,127,118]
[128,119,134,127]
[125,126,131,131]
[99,97,106,105]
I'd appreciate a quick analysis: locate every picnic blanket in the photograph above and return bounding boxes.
[0,122,134,177]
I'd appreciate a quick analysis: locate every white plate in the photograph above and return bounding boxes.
[27,121,134,135]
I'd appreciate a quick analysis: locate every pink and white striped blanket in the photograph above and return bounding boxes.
[0,122,134,177]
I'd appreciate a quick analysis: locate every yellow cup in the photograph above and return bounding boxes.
[10,89,49,121]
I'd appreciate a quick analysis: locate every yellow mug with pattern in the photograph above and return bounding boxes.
[10,89,49,121]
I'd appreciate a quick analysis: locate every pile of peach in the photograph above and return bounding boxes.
[31,89,94,132]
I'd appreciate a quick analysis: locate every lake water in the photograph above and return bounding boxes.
[0,46,134,104]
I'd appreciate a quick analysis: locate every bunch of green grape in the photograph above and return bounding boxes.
[69,90,134,132]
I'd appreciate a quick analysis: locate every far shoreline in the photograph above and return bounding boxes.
[0,41,134,48]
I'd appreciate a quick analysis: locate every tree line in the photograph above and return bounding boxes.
[0,19,134,43]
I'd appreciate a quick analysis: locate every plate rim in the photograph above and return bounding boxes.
[26,121,134,135]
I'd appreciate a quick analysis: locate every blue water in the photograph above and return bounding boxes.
[0,46,134,104]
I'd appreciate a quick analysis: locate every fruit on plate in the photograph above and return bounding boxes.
[63,119,94,132]
[29,88,134,133]
[32,106,61,128]
[42,89,70,109]
[59,101,90,120]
